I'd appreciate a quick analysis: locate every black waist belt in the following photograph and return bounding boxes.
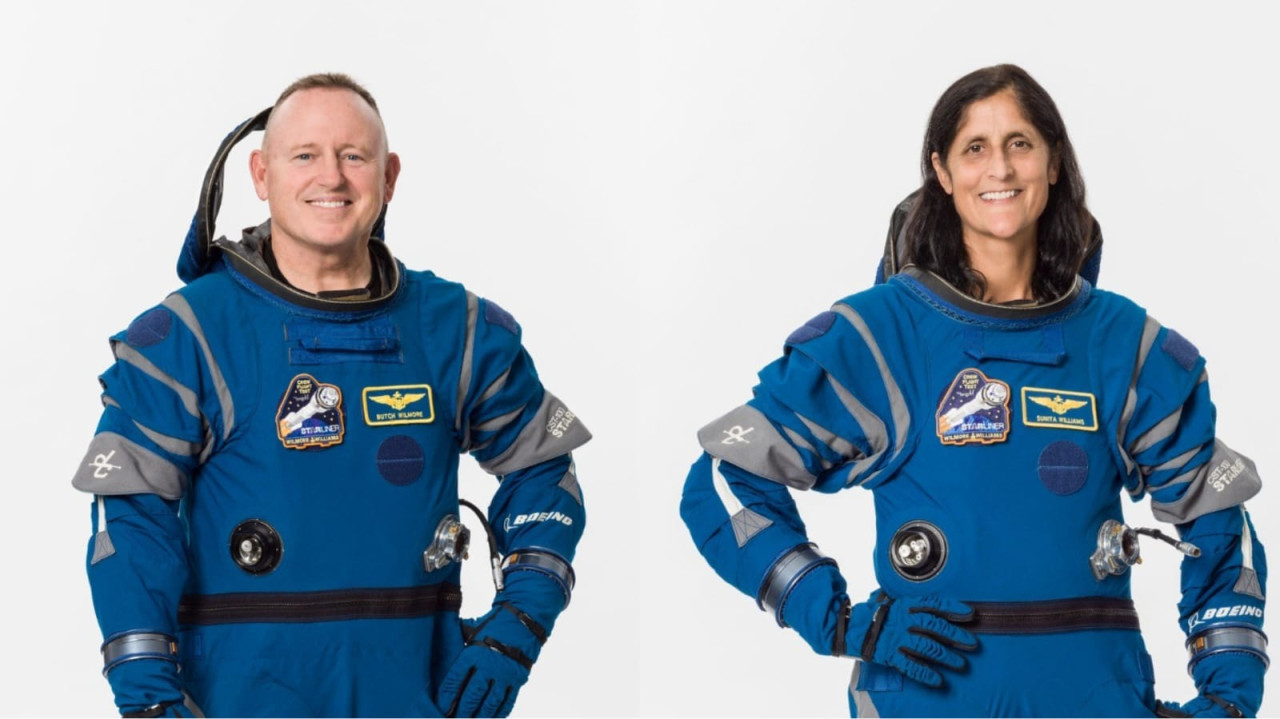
[178,583,463,625]
[966,597,1139,635]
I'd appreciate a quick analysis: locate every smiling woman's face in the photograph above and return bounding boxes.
[931,89,1059,249]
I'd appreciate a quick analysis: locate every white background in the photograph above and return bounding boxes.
[2,1,1275,716]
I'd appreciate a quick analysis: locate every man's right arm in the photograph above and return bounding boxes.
[72,299,221,716]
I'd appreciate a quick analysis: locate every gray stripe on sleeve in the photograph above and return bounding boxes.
[824,373,889,457]
[1150,440,1262,524]
[455,291,480,440]
[479,391,592,475]
[72,432,187,500]
[473,405,528,434]
[112,342,202,421]
[1117,316,1162,478]
[698,405,815,489]
[474,368,513,408]
[1128,407,1184,456]
[107,394,205,458]
[831,304,910,460]
[1143,445,1201,476]
[795,412,861,462]
[163,294,235,440]
[781,425,833,471]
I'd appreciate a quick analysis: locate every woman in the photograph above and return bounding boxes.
[679,64,1267,717]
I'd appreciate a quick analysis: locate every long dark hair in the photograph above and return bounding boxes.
[903,64,1090,301]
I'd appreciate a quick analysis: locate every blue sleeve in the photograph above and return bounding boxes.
[489,453,584,564]
[680,452,848,654]
[696,306,909,494]
[1177,506,1266,639]
[1116,318,1260,522]
[456,295,590,475]
[1115,319,1267,678]
[72,296,228,712]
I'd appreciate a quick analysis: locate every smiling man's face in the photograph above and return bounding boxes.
[250,87,399,256]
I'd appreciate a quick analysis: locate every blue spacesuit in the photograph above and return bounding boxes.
[73,113,589,717]
[681,266,1267,717]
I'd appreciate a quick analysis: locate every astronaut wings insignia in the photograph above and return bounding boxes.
[369,391,427,411]
[1021,387,1098,432]
[363,384,436,426]
[1029,395,1089,415]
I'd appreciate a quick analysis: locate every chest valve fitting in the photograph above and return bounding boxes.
[1091,518,1200,581]
[424,514,471,573]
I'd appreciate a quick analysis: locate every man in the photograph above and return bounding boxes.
[73,73,590,717]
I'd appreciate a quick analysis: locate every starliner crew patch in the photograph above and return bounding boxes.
[1021,387,1098,431]
[937,368,1011,446]
[276,374,345,449]
[363,384,435,426]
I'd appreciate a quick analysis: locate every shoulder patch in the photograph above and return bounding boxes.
[483,299,518,335]
[786,311,837,345]
[125,307,172,348]
[1161,329,1200,371]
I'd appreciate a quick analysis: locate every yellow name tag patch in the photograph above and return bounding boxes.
[363,384,435,426]
[1020,387,1098,432]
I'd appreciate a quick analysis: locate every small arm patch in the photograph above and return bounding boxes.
[126,307,172,348]
[786,311,837,345]
[1161,329,1199,371]
[483,299,518,334]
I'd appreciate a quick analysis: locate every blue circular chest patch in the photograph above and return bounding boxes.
[1037,440,1089,495]
[126,307,172,348]
[376,435,425,486]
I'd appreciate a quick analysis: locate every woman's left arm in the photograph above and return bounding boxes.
[1117,316,1267,716]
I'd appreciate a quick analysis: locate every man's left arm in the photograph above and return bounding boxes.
[1118,318,1267,717]
[438,293,590,717]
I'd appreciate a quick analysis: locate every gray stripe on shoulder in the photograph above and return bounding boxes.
[479,391,591,475]
[112,342,201,421]
[1151,440,1262,524]
[1117,316,1162,477]
[71,432,187,500]
[698,404,814,489]
[456,291,480,440]
[825,373,889,457]
[831,304,909,459]
[163,294,235,440]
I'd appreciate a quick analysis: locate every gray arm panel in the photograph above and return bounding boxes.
[697,404,815,490]
[479,391,591,476]
[1151,439,1262,525]
[71,431,187,500]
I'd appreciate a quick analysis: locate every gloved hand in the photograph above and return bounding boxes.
[1157,652,1266,717]
[845,590,978,688]
[437,639,530,718]
[107,657,190,717]
[437,572,564,718]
